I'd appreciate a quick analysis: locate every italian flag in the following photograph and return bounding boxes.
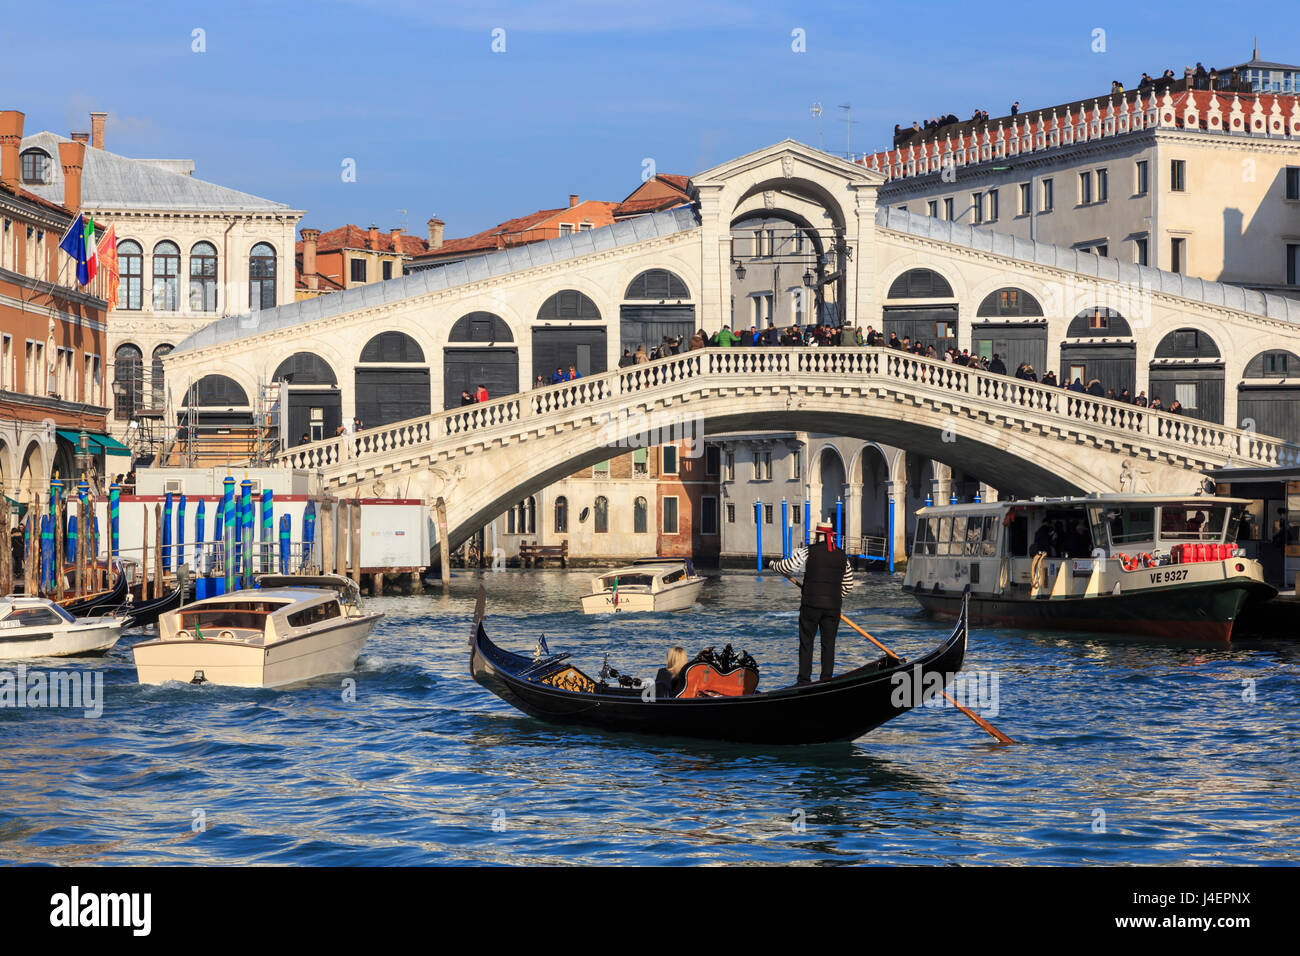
[81,214,98,283]
[57,212,98,286]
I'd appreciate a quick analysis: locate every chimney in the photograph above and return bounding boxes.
[389,227,402,251]
[568,193,579,208]
[368,224,378,250]
[0,110,24,190]
[71,131,89,145]
[89,112,107,150]
[301,228,320,277]
[57,140,86,212]
[427,217,444,250]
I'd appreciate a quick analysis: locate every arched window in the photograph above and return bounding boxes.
[1066,308,1133,338]
[189,241,218,312]
[507,507,516,535]
[1154,328,1221,360]
[151,344,172,410]
[449,312,513,343]
[977,288,1043,317]
[113,344,143,418]
[625,269,690,300]
[249,242,276,310]
[360,331,425,363]
[887,268,954,299]
[537,290,601,321]
[20,149,50,184]
[554,496,568,533]
[273,352,337,385]
[634,496,648,534]
[185,374,249,407]
[151,241,180,311]
[594,496,609,534]
[118,240,143,310]
[1244,350,1300,378]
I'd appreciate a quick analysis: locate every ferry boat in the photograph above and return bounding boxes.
[579,559,705,615]
[133,581,382,687]
[901,494,1275,642]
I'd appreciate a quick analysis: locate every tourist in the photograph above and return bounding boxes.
[1011,101,1020,116]
[475,383,489,402]
[1168,399,1183,415]
[299,432,311,444]
[1033,519,1055,556]
[1149,396,1163,411]
[1041,370,1057,387]
[565,366,579,383]
[1118,387,1131,403]
[988,353,1007,375]
[1087,378,1104,397]
[1069,378,1086,393]
[618,349,634,368]
[1134,391,1149,407]
[655,646,689,699]
[768,518,854,684]
[634,345,649,364]
[715,325,740,347]
[460,390,475,405]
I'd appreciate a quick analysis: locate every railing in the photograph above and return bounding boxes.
[275,347,1300,478]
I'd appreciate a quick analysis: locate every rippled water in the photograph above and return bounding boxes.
[1,570,1297,865]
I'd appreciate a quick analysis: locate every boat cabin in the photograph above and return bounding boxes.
[904,494,1249,599]
[0,598,77,629]
[593,564,690,594]
[159,589,345,645]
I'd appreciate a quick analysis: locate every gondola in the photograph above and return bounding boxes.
[59,565,128,618]
[469,588,969,745]
[116,581,187,629]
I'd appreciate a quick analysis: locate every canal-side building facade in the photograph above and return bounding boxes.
[0,111,113,495]
[870,82,1300,297]
[17,112,302,443]
[163,139,1300,557]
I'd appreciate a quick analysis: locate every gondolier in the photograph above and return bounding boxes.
[769,518,855,683]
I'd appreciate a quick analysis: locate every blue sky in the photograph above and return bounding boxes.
[1,0,1294,240]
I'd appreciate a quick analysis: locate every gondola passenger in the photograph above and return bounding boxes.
[655,645,688,699]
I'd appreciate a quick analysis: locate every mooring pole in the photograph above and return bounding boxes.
[435,496,450,586]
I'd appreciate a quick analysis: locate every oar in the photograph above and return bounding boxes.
[778,572,1015,745]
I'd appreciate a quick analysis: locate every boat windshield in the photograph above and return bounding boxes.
[1104,506,1156,547]
[180,600,284,632]
[604,573,654,588]
[1158,505,1229,542]
[913,512,1000,556]
[0,604,75,627]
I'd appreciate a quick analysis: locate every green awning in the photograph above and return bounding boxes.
[55,429,132,457]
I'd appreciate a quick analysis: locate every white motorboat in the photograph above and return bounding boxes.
[579,559,705,615]
[133,579,382,687]
[0,596,123,659]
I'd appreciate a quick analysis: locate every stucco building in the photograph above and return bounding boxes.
[0,110,117,495]
[17,112,302,450]
[871,75,1300,297]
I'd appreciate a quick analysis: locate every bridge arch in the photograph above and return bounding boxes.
[356,331,430,428]
[1237,349,1300,441]
[18,439,47,497]
[1150,327,1224,422]
[444,311,519,409]
[1060,307,1137,396]
[620,266,696,357]
[881,265,961,353]
[273,352,340,447]
[971,285,1048,374]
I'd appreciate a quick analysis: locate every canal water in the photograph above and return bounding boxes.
[1,571,1297,865]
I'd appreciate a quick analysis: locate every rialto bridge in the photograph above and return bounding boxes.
[161,140,1300,546]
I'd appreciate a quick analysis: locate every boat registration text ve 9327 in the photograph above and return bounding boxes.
[1149,569,1190,584]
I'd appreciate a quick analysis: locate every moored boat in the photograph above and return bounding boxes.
[133,584,383,687]
[472,587,968,744]
[902,494,1276,641]
[0,596,123,659]
[579,559,704,614]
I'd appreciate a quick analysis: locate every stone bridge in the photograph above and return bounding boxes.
[276,347,1298,549]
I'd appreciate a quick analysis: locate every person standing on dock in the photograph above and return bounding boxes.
[768,519,855,684]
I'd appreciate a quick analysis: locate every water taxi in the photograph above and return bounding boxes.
[902,494,1275,641]
[579,559,704,615]
[133,581,382,687]
[0,596,123,658]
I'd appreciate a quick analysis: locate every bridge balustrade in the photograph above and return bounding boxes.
[275,347,1300,477]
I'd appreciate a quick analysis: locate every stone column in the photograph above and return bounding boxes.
[979,482,999,503]
[930,460,952,504]
[848,181,878,329]
[696,187,727,329]
[886,479,909,558]
[843,481,862,548]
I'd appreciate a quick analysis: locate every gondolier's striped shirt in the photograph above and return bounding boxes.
[770,547,855,596]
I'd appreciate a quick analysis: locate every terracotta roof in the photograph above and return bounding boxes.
[612,174,692,218]
[408,208,563,262]
[0,178,76,218]
[298,224,428,257]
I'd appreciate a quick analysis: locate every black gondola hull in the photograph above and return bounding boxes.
[470,599,968,745]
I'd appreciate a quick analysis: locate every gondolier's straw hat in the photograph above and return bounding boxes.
[815,518,835,536]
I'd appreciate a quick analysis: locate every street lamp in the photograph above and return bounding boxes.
[733,260,746,280]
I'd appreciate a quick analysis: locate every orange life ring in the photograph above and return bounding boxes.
[1116,552,1140,572]
[1139,552,1156,568]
